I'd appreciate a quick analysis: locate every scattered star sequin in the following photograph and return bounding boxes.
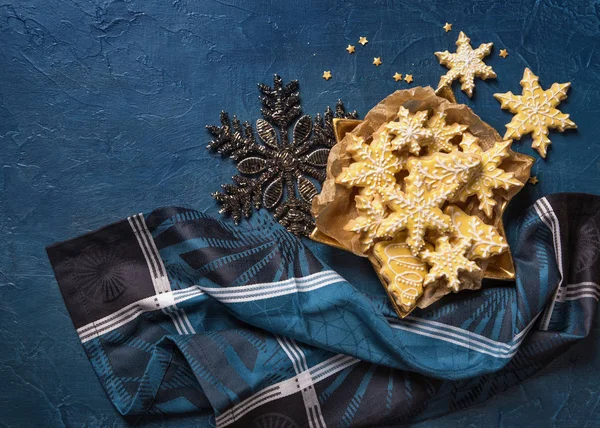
[346,44,356,54]
[359,36,368,46]
[404,74,414,83]
[393,72,403,82]
[528,176,539,185]
[373,57,382,66]
[322,71,332,80]
[499,49,508,58]
[443,23,453,32]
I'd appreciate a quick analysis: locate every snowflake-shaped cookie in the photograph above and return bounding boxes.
[345,194,387,251]
[336,133,404,197]
[376,153,478,255]
[417,150,482,190]
[455,133,522,217]
[435,31,496,97]
[384,106,432,154]
[425,111,468,153]
[421,236,481,292]
[446,205,508,259]
[494,68,576,158]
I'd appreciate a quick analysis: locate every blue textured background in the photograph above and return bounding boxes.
[1,0,599,426]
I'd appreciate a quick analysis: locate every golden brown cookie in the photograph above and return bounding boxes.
[445,205,508,259]
[384,106,432,154]
[421,235,481,292]
[435,31,496,97]
[345,194,387,251]
[376,152,480,255]
[455,133,522,217]
[336,132,404,197]
[494,68,576,158]
[373,234,430,314]
[425,111,467,153]
[417,150,481,190]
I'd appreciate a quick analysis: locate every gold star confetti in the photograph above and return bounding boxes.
[373,57,382,66]
[528,176,539,185]
[435,31,496,97]
[499,49,508,58]
[346,45,356,54]
[322,71,332,80]
[494,68,576,158]
[443,22,453,32]
[393,72,403,82]
[404,74,413,83]
[359,36,368,46]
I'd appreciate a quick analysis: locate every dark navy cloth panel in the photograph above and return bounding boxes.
[46,218,156,329]
[45,194,600,426]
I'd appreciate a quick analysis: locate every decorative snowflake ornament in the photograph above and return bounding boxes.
[206,75,357,236]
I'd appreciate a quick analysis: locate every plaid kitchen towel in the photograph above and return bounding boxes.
[46,193,600,427]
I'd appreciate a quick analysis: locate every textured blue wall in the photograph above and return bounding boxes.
[1,0,599,426]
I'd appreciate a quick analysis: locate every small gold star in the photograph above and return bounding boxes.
[499,49,508,58]
[393,72,403,82]
[443,23,453,32]
[404,74,413,83]
[373,57,382,66]
[359,36,368,46]
[528,176,539,185]
[322,71,332,80]
[346,44,355,54]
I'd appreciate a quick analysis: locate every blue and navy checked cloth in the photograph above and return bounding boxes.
[46,193,600,427]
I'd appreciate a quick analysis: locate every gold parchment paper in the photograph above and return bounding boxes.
[311,86,534,310]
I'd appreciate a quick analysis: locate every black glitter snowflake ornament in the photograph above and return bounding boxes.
[206,75,357,236]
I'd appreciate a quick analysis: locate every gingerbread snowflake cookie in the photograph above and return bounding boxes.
[446,205,508,259]
[376,152,480,255]
[384,106,432,154]
[336,132,404,197]
[345,194,387,251]
[454,133,522,217]
[425,111,467,153]
[421,236,481,292]
[435,31,496,97]
[494,68,576,158]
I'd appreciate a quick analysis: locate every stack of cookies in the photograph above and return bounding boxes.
[312,88,534,317]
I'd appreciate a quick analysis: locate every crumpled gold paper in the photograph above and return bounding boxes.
[311,86,534,316]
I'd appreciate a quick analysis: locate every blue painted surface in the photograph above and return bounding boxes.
[0,0,598,426]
